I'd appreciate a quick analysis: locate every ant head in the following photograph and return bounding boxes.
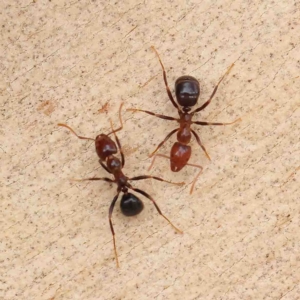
[175,76,200,109]
[95,134,118,161]
[120,193,144,216]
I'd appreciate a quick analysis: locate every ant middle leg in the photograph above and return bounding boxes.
[192,118,241,126]
[128,185,182,234]
[71,177,114,183]
[148,154,203,194]
[192,63,234,114]
[127,108,178,122]
[129,175,184,186]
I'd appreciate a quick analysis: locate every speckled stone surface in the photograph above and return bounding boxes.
[1,1,299,299]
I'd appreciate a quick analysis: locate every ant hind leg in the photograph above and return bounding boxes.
[148,154,203,194]
[129,175,184,186]
[109,192,121,268]
[192,63,234,114]
[128,185,182,234]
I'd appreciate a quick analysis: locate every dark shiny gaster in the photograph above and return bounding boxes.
[58,103,183,268]
[175,76,200,108]
[121,193,144,216]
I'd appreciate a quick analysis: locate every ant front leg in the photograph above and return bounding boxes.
[108,104,125,167]
[128,184,182,234]
[129,175,184,186]
[192,63,234,114]
[114,133,125,167]
[109,119,125,167]
[148,154,203,194]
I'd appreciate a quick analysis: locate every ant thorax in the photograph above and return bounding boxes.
[179,111,193,123]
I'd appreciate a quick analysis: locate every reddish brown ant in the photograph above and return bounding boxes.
[58,104,183,267]
[128,47,241,193]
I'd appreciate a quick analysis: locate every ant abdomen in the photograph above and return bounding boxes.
[120,193,144,216]
[175,76,200,107]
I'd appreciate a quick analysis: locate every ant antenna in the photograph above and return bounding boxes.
[57,123,95,141]
[109,118,117,139]
[107,102,124,136]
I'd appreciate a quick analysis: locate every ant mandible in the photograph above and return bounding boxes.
[128,47,241,194]
[58,104,183,268]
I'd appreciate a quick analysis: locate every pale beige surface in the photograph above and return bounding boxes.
[1,1,299,299]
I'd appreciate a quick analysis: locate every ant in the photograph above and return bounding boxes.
[128,47,241,194]
[58,104,183,268]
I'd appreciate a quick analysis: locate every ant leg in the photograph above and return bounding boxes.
[187,163,203,195]
[99,160,112,174]
[114,133,125,168]
[148,154,203,194]
[128,185,182,234]
[191,129,211,161]
[151,46,180,111]
[127,108,178,122]
[107,106,125,167]
[149,128,179,157]
[58,123,94,141]
[193,118,241,126]
[192,63,234,114]
[148,153,170,171]
[109,191,121,268]
[129,175,184,186]
[71,177,114,183]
